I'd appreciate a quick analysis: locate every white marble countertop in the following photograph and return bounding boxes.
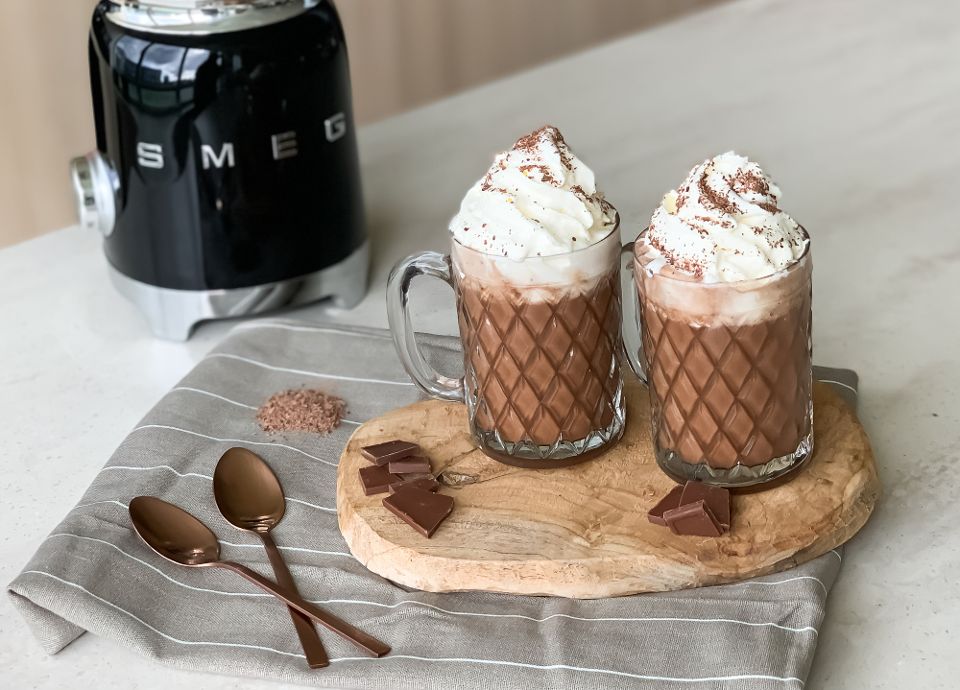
[3,0,959,686]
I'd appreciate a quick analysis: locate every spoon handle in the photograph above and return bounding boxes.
[259,532,329,668]
[217,560,391,658]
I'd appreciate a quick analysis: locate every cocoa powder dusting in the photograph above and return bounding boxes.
[696,174,740,215]
[257,388,347,434]
[513,125,574,170]
[732,170,770,196]
[519,163,557,185]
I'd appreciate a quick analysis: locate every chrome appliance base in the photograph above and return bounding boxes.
[109,242,369,340]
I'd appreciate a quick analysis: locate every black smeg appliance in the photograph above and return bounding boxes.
[70,0,367,340]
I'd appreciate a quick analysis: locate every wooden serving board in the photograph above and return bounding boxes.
[337,381,879,598]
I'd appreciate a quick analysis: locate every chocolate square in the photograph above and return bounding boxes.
[382,487,454,538]
[663,500,724,537]
[680,481,730,531]
[388,456,432,475]
[647,485,684,526]
[358,464,403,496]
[360,440,419,466]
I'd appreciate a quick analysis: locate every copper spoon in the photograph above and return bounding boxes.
[128,496,390,658]
[213,447,328,669]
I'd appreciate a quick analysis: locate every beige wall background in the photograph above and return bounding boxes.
[0,0,718,248]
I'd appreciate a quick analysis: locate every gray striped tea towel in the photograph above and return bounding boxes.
[8,320,858,689]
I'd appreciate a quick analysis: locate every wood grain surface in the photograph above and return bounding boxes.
[337,380,880,598]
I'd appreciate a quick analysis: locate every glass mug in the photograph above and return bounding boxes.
[387,222,813,485]
[387,224,627,468]
[629,228,813,487]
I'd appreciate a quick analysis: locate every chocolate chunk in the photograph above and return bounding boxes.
[663,500,723,537]
[358,464,403,496]
[647,485,684,526]
[679,481,730,530]
[389,476,440,493]
[360,440,419,466]
[382,487,454,538]
[388,456,431,475]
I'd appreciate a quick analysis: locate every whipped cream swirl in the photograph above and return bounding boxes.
[646,152,807,282]
[450,125,616,259]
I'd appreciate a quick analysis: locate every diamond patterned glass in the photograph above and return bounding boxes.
[452,232,625,466]
[633,237,813,487]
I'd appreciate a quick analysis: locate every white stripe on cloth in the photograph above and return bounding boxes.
[19,570,806,685]
[66,507,347,556]
[88,465,338,513]
[169,386,362,425]
[127,425,339,467]
[231,322,395,339]
[100,464,213,481]
[74,500,130,511]
[204,352,415,386]
[44,534,274,597]
[20,570,303,658]
[285,497,338,513]
[218,540,350,557]
[734,576,828,596]
[170,387,256,410]
[331,655,805,685]
[312,599,818,634]
[41,533,817,634]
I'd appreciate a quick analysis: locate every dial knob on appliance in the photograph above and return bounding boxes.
[70,151,118,237]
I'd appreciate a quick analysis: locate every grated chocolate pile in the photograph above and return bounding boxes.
[256,388,347,434]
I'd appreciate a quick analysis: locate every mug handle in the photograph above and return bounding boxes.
[386,252,466,402]
[620,242,648,385]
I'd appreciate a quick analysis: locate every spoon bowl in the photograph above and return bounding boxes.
[129,495,221,566]
[213,447,285,533]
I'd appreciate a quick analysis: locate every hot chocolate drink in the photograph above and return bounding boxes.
[633,152,812,486]
[448,126,625,465]
[453,233,623,458]
[388,125,624,467]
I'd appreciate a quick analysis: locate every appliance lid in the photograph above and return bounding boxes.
[104,0,321,35]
